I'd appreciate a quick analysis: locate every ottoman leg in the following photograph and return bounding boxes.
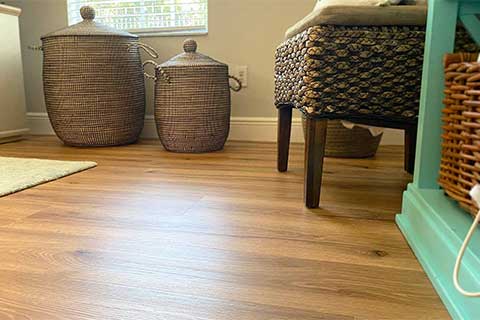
[305,118,327,209]
[404,124,417,174]
[277,105,293,172]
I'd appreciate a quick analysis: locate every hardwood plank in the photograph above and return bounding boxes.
[0,136,449,319]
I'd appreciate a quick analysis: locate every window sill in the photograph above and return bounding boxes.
[133,29,208,38]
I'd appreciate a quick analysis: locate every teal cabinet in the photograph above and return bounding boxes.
[397,0,480,318]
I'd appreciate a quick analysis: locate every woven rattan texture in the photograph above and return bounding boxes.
[42,36,145,146]
[153,65,231,153]
[440,53,480,216]
[275,25,478,123]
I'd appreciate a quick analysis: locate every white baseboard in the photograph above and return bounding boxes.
[26,113,404,145]
[0,127,30,139]
[0,127,30,144]
[229,117,305,143]
[27,113,54,135]
[380,128,404,145]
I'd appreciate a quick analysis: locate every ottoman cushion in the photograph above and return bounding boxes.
[286,1,427,39]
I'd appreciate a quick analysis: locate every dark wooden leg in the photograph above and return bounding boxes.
[304,118,327,209]
[277,105,293,172]
[404,124,417,174]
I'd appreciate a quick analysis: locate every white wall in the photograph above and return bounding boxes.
[5,0,403,144]
[6,0,314,118]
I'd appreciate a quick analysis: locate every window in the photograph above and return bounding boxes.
[67,0,208,36]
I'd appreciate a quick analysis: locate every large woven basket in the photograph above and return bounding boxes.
[302,118,382,158]
[439,52,480,217]
[144,40,241,153]
[40,6,155,147]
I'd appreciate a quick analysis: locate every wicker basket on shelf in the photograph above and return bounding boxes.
[439,52,480,216]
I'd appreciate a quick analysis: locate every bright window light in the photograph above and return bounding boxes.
[67,0,208,36]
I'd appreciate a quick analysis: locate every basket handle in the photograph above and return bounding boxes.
[28,44,43,51]
[142,60,171,83]
[229,75,242,92]
[453,185,480,297]
[127,42,159,59]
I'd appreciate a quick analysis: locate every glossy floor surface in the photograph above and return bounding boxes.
[0,136,449,319]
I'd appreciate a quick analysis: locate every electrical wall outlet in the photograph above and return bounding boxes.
[232,65,248,88]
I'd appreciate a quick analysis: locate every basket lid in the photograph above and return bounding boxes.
[160,39,227,68]
[41,6,138,39]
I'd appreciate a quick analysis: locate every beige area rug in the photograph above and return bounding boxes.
[0,157,97,197]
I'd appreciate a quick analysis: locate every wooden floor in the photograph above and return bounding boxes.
[0,136,449,320]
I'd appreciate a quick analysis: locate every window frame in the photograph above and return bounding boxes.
[66,0,209,37]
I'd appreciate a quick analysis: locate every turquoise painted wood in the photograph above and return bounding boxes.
[460,14,480,44]
[397,186,480,319]
[398,0,480,319]
[413,0,457,189]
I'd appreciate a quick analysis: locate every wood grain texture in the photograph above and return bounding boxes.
[304,118,327,208]
[404,124,417,175]
[277,105,293,172]
[0,136,449,320]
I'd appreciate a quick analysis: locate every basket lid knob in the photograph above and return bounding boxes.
[80,6,96,20]
[183,39,197,53]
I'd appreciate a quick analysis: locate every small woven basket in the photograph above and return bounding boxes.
[439,52,480,216]
[144,40,242,153]
[302,118,382,158]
